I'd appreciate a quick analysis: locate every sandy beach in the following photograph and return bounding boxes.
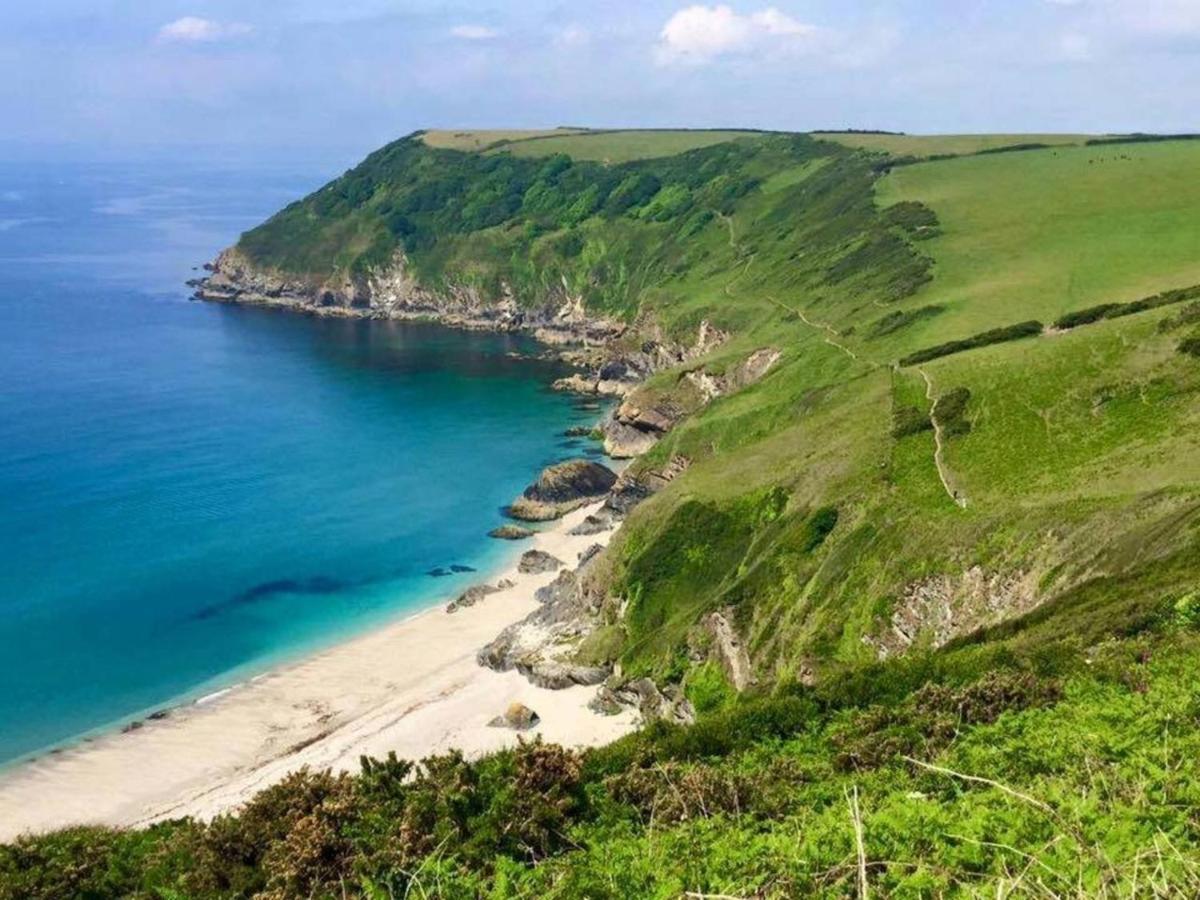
[0,502,635,841]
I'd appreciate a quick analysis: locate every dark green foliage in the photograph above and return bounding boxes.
[868,303,944,338]
[975,142,1052,155]
[933,386,972,438]
[1055,283,1200,330]
[1178,335,1200,358]
[891,404,933,438]
[900,320,1043,366]
[1054,303,1124,329]
[881,201,939,236]
[800,505,839,551]
[1157,301,1200,333]
[1086,133,1200,146]
[830,671,1062,771]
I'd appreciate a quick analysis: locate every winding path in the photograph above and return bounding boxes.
[766,295,865,364]
[919,367,969,508]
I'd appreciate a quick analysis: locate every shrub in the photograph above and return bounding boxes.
[933,387,972,438]
[892,404,933,438]
[900,320,1043,366]
[869,304,944,339]
[1055,284,1200,330]
[1178,335,1200,358]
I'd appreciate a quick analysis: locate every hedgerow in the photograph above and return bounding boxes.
[899,320,1043,366]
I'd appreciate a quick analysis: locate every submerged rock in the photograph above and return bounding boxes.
[488,702,541,730]
[508,459,617,521]
[489,524,535,541]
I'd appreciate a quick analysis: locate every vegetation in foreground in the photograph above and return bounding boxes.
[8,127,1200,894]
[7,613,1200,897]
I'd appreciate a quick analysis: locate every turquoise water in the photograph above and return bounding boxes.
[0,160,601,765]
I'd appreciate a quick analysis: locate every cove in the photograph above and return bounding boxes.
[0,159,599,765]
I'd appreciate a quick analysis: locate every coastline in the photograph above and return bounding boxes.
[0,502,636,842]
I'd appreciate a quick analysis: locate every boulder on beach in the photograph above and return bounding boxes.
[488,702,540,730]
[489,524,535,541]
[445,583,499,614]
[508,459,617,521]
[518,549,563,575]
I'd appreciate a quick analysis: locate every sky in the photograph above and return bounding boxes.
[1,0,1198,165]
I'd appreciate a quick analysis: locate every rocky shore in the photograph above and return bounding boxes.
[192,245,784,725]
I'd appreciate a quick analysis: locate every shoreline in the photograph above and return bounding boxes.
[0,502,636,841]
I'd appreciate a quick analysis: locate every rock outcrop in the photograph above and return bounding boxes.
[508,460,617,521]
[193,248,627,344]
[701,609,754,691]
[445,583,499,614]
[489,524,535,541]
[517,550,563,575]
[863,566,1039,659]
[478,552,611,689]
[589,678,695,724]
[487,702,540,730]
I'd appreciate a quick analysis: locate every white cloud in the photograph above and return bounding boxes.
[655,5,819,65]
[450,24,500,41]
[156,17,252,44]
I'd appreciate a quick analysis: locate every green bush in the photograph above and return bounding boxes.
[933,386,972,438]
[900,320,1043,366]
[891,404,933,438]
[868,304,944,338]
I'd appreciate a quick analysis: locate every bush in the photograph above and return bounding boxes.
[1055,284,1200,330]
[933,387,972,438]
[869,304,944,338]
[892,404,933,438]
[1178,335,1200,358]
[900,320,1043,366]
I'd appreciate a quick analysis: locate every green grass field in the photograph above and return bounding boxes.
[419,127,589,151]
[494,129,757,162]
[812,131,1096,158]
[866,140,1200,352]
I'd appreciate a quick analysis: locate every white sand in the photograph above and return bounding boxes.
[0,503,635,841]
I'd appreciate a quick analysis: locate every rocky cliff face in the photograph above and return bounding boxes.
[193,247,628,344]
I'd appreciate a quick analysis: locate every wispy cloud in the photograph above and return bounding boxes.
[450,24,500,41]
[156,17,253,44]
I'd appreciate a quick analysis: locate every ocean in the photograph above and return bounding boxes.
[0,158,599,765]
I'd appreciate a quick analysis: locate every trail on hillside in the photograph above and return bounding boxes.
[766,295,865,364]
[919,368,969,508]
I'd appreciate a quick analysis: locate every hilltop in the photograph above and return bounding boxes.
[10,127,1200,895]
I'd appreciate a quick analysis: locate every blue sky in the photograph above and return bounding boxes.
[2,1,1198,164]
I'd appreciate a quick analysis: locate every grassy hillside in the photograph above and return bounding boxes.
[812,131,1095,158]
[9,129,1200,893]
[221,120,1200,740]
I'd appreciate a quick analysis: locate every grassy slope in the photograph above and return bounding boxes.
[420,128,590,151]
[232,127,1200,681]
[874,141,1200,345]
[9,131,1200,894]
[494,129,758,163]
[812,131,1096,157]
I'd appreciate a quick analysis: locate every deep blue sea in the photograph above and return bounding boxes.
[0,159,598,766]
